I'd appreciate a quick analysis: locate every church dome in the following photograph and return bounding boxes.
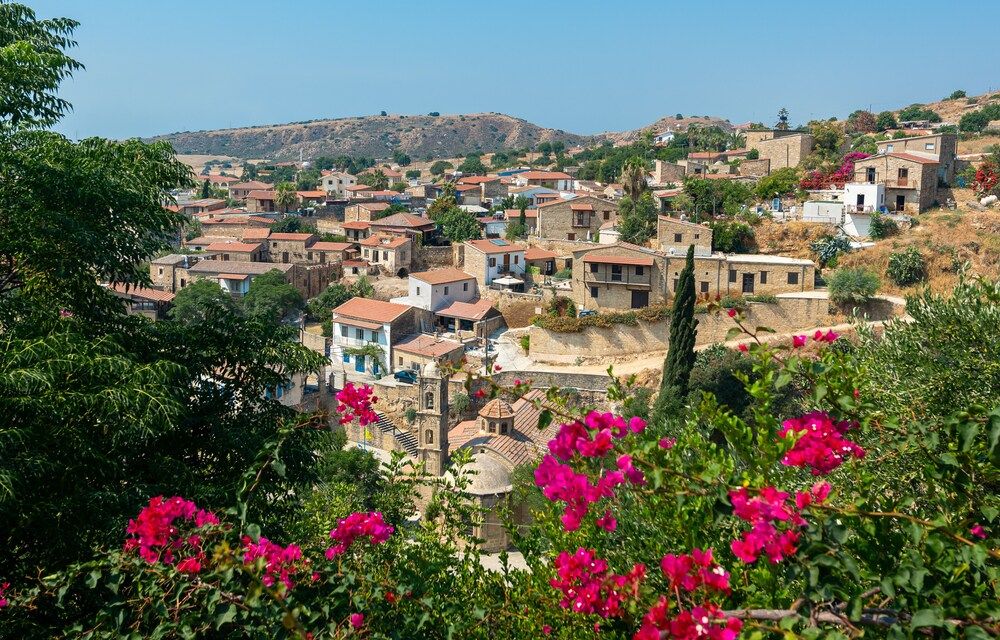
[464,454,513,495]
[479,398,514,420]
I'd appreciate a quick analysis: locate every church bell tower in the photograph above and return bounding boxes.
[416,359,449,476]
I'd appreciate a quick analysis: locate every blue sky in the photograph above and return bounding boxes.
[33,0,1000,140]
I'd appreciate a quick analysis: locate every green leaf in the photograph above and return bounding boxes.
[85,570,101,589]
[910,608,944,630]
[755,325,776,334]
[981,505,999,523]
[537,409,553,431]
[271,458,286,477]
[244,523,261,541]
[958,422,979,452]
[779,615,799,630]
[215,604,236,630]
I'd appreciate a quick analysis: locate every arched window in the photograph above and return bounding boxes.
[425,391,434,410]
[425,429,433,444]
[488,422,496,434]
[500,421,509,435]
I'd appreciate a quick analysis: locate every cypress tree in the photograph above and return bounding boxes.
[200,178,211,199]
[652,244,699,424]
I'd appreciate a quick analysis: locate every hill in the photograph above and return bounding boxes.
[599,115,734,146]
[149,113,591,161]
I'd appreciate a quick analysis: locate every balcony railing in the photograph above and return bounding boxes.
[882,178,916,189]
[584,271,652,288]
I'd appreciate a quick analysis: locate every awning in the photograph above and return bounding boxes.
[493,276,524,286]
[333,317,382,330]
[583,255,654,267]
[570,202,594,211]
[218,273,250,280]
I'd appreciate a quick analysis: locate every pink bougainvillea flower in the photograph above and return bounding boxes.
[779,411,865,475]
[326,512,394,559]
[596,510,617,532]
[123,496,219,567]
[550,548,644,618]
[350,613,364,629]
[726,308,737,318]
[792,334,808,348]
[737,344,749,352]
[176,556,202,575]
[494,364,502,372]
[636,598,742,640]
[616,454,646,486]
[243,537,305,590]
[474,388,486,398]
[729,484,827,564]
[542,624,552,635]
[335,383,379,427]
[659,437,676,450]
[0,581,10,609]
[970,524,987,539]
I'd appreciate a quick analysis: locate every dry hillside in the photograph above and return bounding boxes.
[600,115,734,146]
[149,113,590,161]
[893,90,1000,124]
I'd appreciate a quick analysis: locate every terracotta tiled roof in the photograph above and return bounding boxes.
[189,261,293,276]
[184,235,233,246]
[434,299,497,321]
[465,239,526,254]
[246,190,276,200]
[269,232,316,241]
[309,241,352,251]
[343,221,372,230]
[394,333,464,358]
[107,283,176,303]
[355,202,391,211]
[479,398,515,419]
[203,174,240,183]
[886,152,939,165]
[524,247,557,261]
[503,208,538,219]
[296,190,326,198]
[242,228,271,240]
[448,390,554,467]
[537,195,612,208]
[218,273,251,281]
[345,184,373,192]
[583,254,654,266]
[570,202,594,211]
[231,180,270,191]
[409,268,474,285]
[332,297,412,323]
[454,184,481,192]
[370,213,434,229]
[359,233,409,249]
[206,241,261,253]
[457,175,498,184]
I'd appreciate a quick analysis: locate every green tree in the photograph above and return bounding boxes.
[457,154,486,175]
[365,169,389,190]
[405,169,421,180]
[709,219,755,253]
[505,221,527,240]
[827,267,880,305]
[169,279,239,325]
[745,148,759,160]
[437,207,481,243]
[775,107,790,131]
[651,245,698,424]
[846,110,877,134]
[274,181,298,212]
[755,167,800,199]
[617,192,657,245]
[200,178,211,198]
[242,269,304,324]
[887,246,926,286]
[391,150,411,166]
[269,217,316,234]
[307,283,352,336]
[947,89,966,100]
[619,156,648,200]
[350,275,375,299]
[875,110,898,131]
[429,160,453,176]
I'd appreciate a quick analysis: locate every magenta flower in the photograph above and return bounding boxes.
[659,437,676,450]
[550,548,644,618]
[335,383,379,426]
[243,537,305,590]
[779,411,865,475]
[0,581,9,609]
[123,496,218,567]
[792,335,808,348]
[350,612,364,629]
[326,512,394,559]
[970,524,987,539]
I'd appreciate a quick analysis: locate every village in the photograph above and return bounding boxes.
[112,101,1000,549]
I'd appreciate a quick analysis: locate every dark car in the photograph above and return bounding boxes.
[393,369,418,384]
[578,309,598,318]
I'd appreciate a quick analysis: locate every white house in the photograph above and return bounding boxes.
[319,171,357,197]
[463,239,527,289]
[654,129,675,145]
[391,268,478,312]
[512,170,574,191]
[331,298,416,378]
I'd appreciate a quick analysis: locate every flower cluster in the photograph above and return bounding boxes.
[0,581,9,609]
[335,383,379,427]
[243,536,306,590]
[550,548,645,618]
[779,411,865,475]
[123,496,219,569]
[325,512,394,559]
[535,455,626,531]
[729,483,829,564]
[659,548,730,594]
[636,600,742,640]
[548,411,646,461]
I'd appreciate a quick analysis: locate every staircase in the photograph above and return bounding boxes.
[374,412,418,456]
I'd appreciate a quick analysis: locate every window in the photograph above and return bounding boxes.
[700,281,709,293]
[343,353,350,363]
[673,278,679,290]
[488,422,496,434]
[463,282,468,291]
[567,233,575,241]
[500,421,509,435]
[424,392,434,410]
[788,272,799,285]
[603,211,610,221]
[489,257,496,267]
[443,286,449,295]
[382,251,388,261]
[514,255,519,264]
[760,271,768,284]
[356,328,363,339]
[611,264,623,281]
[157,267,164,276]
[694,233,700,240]
[341,326,348,337]
[416,286,421,295]
[307,252,312,260]
[728,269,737,283]
[886,144,894,152]
[398,356,403,366]
[635,266,644,276]
[924,142,935,151]
[590,286,599,298]
[369,330,377,342]
[898,168,909,180]
[590,262,599,273]
[425,429,433,444]
[674,233,683,243]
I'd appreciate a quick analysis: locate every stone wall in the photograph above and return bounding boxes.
[739,158,771,177]
[413,245,455,271]
[535,196,618,241]
[527,296,835,363]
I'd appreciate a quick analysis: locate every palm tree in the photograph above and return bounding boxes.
[619,157,648,200]
[727,132,746,150]
[274,182,298,212]
[366,169,389,190]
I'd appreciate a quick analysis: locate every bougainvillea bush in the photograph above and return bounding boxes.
[3,310,999,638]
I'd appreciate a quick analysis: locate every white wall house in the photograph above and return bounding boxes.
[330,298,414,378]
[844,182,885,213]
[319,171,357,197]
[392,268,478,312]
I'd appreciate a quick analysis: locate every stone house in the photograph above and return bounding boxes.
[392,334,465,372]
[150,254,199,291]
[344,201,391,223]
[524,246,557,278]
[358,233,412,274]
[651,160,686,185]
[720,255,816,296]
[106,284,175,321]
[875,132,958,185]
[204,240,266,262]
[453,184,483,207]
[513,170,574,191]
[246,190,279,213]
[656,216,713,256]
[307,241,354,266]
[184,235,237,252]
[852,153,940,212]
[506,185,560,207]
[744,131,814,172]
[179,198,227,217]
[457,175,507,203]
[369,212,437,243]
[341,221,372,242]
[179,260,335,299]
[268,232,318,264]
[230,180,271,201]
[738,158,771,177]
[331,297,418,378]
[535,195,618,241]
[200,216,272,239]
[432,299,504,337]
[459,239,527,288]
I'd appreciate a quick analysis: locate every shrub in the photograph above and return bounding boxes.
[810,234,852,267]
[553,267,572,279]
[546,296,577,318]
[828,267,880,305]
[868,212,898,239]
[947,89,966,100]
[403,407,417,424]
[452,392,470,415]
[887,246,926,286]
[518,334,530,354]
[746,148,759,160]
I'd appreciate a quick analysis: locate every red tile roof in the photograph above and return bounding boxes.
[457,175,498,184]
[519,171,572,180]
[355,202,391,211]
[503,208,538,219]
[394,334,464,358]
[206,241,261,253]
[410,268,474,285]
[434,299,497,321]
[886,152,939,165]
[333,297,412,323]
[345,184,373,192]
[359,233,409,249]
[343,221,372,230]
[296,190,326,198]
[269,232,316,241]
[231,180,270,191]
[454,184,481,192]
[309,241,352,251]
[525,247,557,261]
[107,283,176,303]
[242,228,271,240]
[465,239,526,254]
[583,254,654,266]
[218,273,251,281]
[370,213,434,229]
[247,190,276,200]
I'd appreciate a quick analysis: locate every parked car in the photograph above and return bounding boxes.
[393,369,418,384]
[578,309,598,318]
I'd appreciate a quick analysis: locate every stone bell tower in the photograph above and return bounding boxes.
[416,359,449,476]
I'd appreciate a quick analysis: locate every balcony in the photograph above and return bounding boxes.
[882,178,917,189]
[584,270,652,288]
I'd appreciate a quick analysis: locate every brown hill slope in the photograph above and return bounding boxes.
[149,113,590,161]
